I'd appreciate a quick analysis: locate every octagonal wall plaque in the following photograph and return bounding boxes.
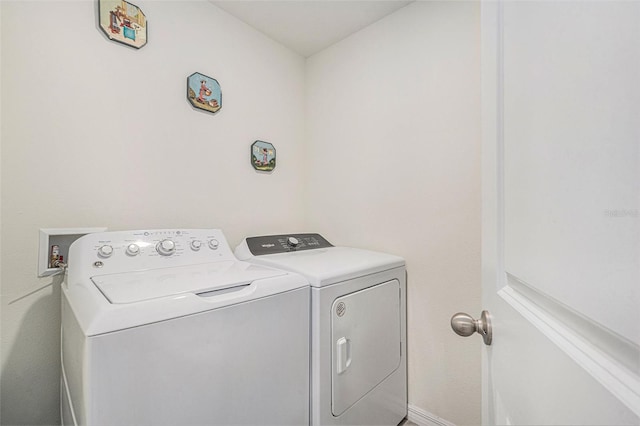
[99,0,148,49]
[187,73,222,114]
[251,141,276,172]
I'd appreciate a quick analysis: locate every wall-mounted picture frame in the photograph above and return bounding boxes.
[251,141,276,172]
[187,73,222,114]
[98,0,148,49]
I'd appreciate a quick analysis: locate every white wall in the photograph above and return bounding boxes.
[305,2,481,424]
[0,1,306,424]
[1,1,482,425]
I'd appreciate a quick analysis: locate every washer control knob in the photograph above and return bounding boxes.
[97,245,114,258]
[190,240,202,251]
[126,243,140,256]
[156,239,176,256]
[208,239,219,250]
[287,237,300,247]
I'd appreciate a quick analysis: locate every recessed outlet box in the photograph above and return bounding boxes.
[39,227,107,277]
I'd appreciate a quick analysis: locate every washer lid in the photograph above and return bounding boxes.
[91,261,286,304]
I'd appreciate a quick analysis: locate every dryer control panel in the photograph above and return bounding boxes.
[243,233,333,256]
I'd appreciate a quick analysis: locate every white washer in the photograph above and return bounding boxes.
[61,229,310,426]
[235,233,407,425]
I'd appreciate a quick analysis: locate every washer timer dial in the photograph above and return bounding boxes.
[156,239,176,256]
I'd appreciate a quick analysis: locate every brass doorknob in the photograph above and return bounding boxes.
[450,310,492,345]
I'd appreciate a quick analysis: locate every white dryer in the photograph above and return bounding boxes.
[61,229,310,426]
[235,234,407,426]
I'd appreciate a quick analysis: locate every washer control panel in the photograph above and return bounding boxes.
[69,229,232,276]
[245,233,333,256]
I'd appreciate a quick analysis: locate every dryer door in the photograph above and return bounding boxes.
[331,279,401,416]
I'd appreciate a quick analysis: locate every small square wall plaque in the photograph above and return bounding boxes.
[99,0,148,49]
[251,141,276,172]
[187,72,222,114]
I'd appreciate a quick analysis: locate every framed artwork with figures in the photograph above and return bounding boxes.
[251,141,276,172]
[98,0,147,49]
[187,72,222,114]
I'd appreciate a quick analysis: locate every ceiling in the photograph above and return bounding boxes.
[210,1,414,57]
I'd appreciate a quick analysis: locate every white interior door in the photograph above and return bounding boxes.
[480,1,640,424]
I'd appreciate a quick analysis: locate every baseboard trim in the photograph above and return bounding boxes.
[407,405,456,426]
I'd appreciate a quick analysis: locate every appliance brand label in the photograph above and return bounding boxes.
[336,302,346,317]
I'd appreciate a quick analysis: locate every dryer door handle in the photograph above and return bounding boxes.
[336,337,352,375]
